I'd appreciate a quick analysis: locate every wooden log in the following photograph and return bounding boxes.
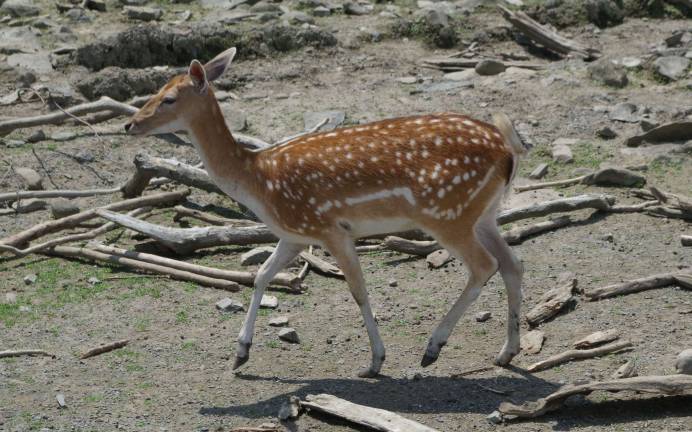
[527,340,633,372]
[95,209,278,254]
[122,153,223,198]
[645,206,692,221]
[301,393,440,432]
[80,339,129,359]
[525,275,577,326]
[573,329,620,349]
[49,246,241,291]
[91,243,301,290]
[498,6,600,60]
[382,236,440,256]
[607,200,658,213]
[503,216,572,245]
[612,360,637,379]
[514,176,588,193]
[0,190,190,249]
[499,374,692,419]
[172,205,254,226]
[497,194,614,225]
[421,57,543,72]
[0,349,53,359]
[585,273,684,301]
[299,251,344,278]
[0,187,122,203]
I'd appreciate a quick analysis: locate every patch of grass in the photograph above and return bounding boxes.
[134,317,151,332]
[266,340,279,349]
[175,310,189,324]
[571,141,613,169]
[84,393,104,403]
[181,340,197,350]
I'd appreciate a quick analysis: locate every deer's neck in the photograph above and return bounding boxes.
[185,97,262,211]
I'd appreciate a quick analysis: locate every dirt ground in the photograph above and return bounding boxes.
[1,0,691,431]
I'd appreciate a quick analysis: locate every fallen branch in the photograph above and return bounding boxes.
[525,275,577,326]
[497,194,614,225]
[95,209,277,254]
[498,6,600,60]
[0,190,189,249]
[527,340,633,372]
[49,245,241,291]
[585,272,689,301]
[91,243,301,290]
[421,57,543,72]
[516,168,646,193]
[0,349,53,359]
[80,339,129,359]
[607,200,658,213]
[301,393,440,432]
[499,374,692,419]
[299,251,343,278]
[382,236,439,256]
[0,187,122,204]
[573,329,620,349]
[503,216,572,245]
[173,205,254,226]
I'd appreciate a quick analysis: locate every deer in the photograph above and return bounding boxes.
[125,47,527,378]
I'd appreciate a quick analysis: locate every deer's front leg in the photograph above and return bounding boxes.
[233,240,304,370]
[324,234,385,378]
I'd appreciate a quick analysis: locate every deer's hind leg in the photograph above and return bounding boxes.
[421,222,499,367]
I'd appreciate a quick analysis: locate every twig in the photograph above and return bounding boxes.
[298,245,312,280]
[475,383,510,396]
[0,349,53,359]
[497,194,614,225]
[503,216,572,245]
[299,250,344,278]
[585,272,688,301]
[31,148,59,189]
[0,187,122,203]
[172,205,254,226]
[80,339,129,359]
[515,175,588,192]
[527,340,633,372]
[450,365,495,378]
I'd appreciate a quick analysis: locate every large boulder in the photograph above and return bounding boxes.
[76,67,179,101]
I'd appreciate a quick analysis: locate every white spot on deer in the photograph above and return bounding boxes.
[308,197,316,205]
[345,187,417,207]
[421,150,430,158]
[463,119,474,126]
[371,156,379,162]
[334,200,342,208]
[474,156,480,163]
[463,172,470,181]
[434,136,443,146]
[452,175,461,184]
[266,181,274,191]
[316,200,333,214]
[464,156,471,164]
[325,132,337,137]
[437,189,445,199]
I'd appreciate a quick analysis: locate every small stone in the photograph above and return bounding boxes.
[601,233,614,242]
[215,298,244,313]
[278,327,300,343]
[13,199,48,214]
[653,56,690,81]
[396,76,418,84]
[268,316,289,327]
[640,118,660,132]
[51,198,80,219]
[551,138,577,163]
[520,330,545,354]
[1,0,40,17]
[312,6,330,16]
[676,349,692,375]
[26,130,45,143]
[303,111,345,132]
[260,295,278,309]
[278,396,300,420]
[620,57,642,69]
[528,163,549,180]
[344,1,372,15]
[23,274,37,285]
[124,6,163,21]
[584,167,646,187]
[14,167,43,190]
[596,126,617,139]
[475,59,506,76]
[51,131,77,142]
[87,276,100,285]
[444,69,477,81]
[587,58,628,88]
[426,249,452,268]
[56,394,66,409]
[83,0,106,11]
[240,246,275,266]
[475,311,491,322]
[284,11,314,25]
[612,359,637,379]
[486,410,503,424]
[19,305,31,313]
[119,0,147,5]
[609,102,639,123]
[3,139,26,148]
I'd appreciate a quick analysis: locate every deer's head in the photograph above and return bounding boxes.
[124,47,237,136]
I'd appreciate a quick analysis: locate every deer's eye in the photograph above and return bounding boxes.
[161,97,176,105]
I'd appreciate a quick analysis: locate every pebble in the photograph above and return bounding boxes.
[676,349,692,375]
[56,394,66,409]
[551,138,577,163]
[51,198,80,219]
[596,126,617,139]
[260,294,278,309]
[26,130,46,143]
[268,316,289,327]
[124,6,163,21]
[23,274,37,285]
[388,278,398,287]
[215,298,245,313]
[520,330,545,354]
[475,59,506,76]
[653,56,690,81]
[609,102,639,123]
[528,163,549,180]
[14,167,43,190]
[475,311,491,322]
[486,410,503,424]
[278,327,300,343]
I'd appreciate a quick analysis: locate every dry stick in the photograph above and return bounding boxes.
[497,194,614,225]
[0,349,52,359]
[298,246,312,280]
[91,243,301,290]
[172,205,254,226]
[450,365,495,379]
[515,175,589,193]
[0,208,149,257]
[0,189,190,249]
[94,209,278,255]
[499,374,692,419]
[422,57,544,72]
[682,235,692,247]
[299,251,344,278]
[0,187,122,203]
[503,216,572,245]
[607,200,658,213]
[646,206,692,221]
[382,236,440,256]
[498,5,600,59]
[584,272,688,301]
[49,246,241,291]
[527,340,633,373]
[525,277,577,327]
[31,147,59,189]
[80,339,129,359]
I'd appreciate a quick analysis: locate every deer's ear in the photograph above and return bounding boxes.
[188,59,208,94]
[204,47,236,82]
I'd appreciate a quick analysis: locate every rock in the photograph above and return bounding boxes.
[584,0,623,28]
[396,76,418,84]
[119,0,147,5]
[596,126,617,139]
[216,298,245,312]
[124,6,163,21]
[475,59,506,76]
[411,6,457,48]
[344,1,372,15]
[284,11,314,25]
[23,274,37,285]
[675,349,692,375]
[76,66,176,101]
[56,394,66,409]
[17,70,37,87]
[486,410,503,424]
[303,111,345,132]
[312,6,330,16]
[620,57,642,69]
[587,58,628,88]
[653,56,690,81]
[51,198,80,219]
[65,8,90,22]
[83,0,106,11]
[426,249,452,268]
[475,311,491,322]
[51,131,77,142]
[278,396,301,420]
[612,359,637,379]
[278,327,300,343]
[87,276,101,285]
[520,330,545,354]
[388,278,398,287]
[260,295,278,309]
[0,0,40,17]
[7,53,53,75]
[528,163,549,180]
[268,316,289,327]
[584,167,646,187]
[240,246,275,266]
[551,138,577,163]
[640,118,660,132]
[26,130,45,143]
[0,26,41,55]
[5,292,17,304]
[33,82,78,107]
[249,1,282,12]
[609,102,639,123]
[14,167,43,190]
[13,199,48,214]
[444,69,477,81]
[220,106,247,131]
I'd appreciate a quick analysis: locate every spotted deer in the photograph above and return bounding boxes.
[125,47,527,377]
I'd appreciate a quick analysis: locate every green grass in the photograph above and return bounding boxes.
[175,310,189,324]
[181,340,197,350]
[84,393,104,403]
[266,340,279,349]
